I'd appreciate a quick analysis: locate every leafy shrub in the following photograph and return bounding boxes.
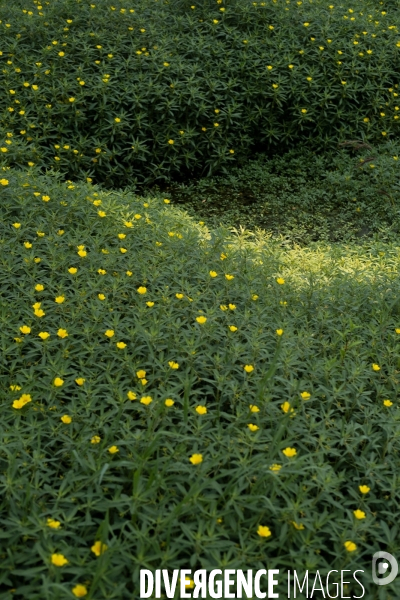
[1,167,400,598]
[0,0,400,187]
[165,139,400,243]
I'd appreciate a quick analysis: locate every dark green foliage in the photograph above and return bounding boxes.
[163,140,400,243]
[0,0,400,187]
[1,170,400,598]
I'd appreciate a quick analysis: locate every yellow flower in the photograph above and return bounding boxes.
[228,303,236,310]
[57,329,68,339]
[20,325,31,334]
[225,274,234,280]
[47,518,61,529]
[175,293,184,299]
[42,195,50,202]
[119,247,127,254]
[168,361,179,370]
[220,305,228,311]
[38,332,50,340]
[220,253,227,260]
[189,453,203,465]
[195,406,207,415]
[91,435,101,444]
[257,525,272,537]
[146,301,154,307]
[13,222,21,228]
[383,399,393,407]
[116,341,127,349]
[300,391,311,400]
[24,241,33,248]
[276,329,283,336]
[344,541,357,552]
[98,294,106,300]
[209,270,218,278]
[252,294,259,300]
[104,330,115,338]
[10,385,22,391]
[72,584,88,597]
[372,363,380,371]
[108,445,119,454]
[164,198,171,204]
[35,284,44,291]
[136,370,146,379]
[168,139,174,145]
[12,394,32,409]
[137,286,147,294]
[292,521,305,530]
[303,22,310,26]
[354,509,366,520]
[0,179,9,186]
[248,423,259,432]
[134,214,141,220]
[196,316,207,324]
[34,308,45,318]
[140,396,153,405]
[68,267,77,274]
[276,277,285,285]
[78,250,87,257]
[229,325,238,332]
[126,271,132,276]
[282,447,297,458]
[244,365,254,373]
[249,405,259,413]
[127,391,137,401]
[75,378,85,386]
[54,377,64,387]
[270,464,282,471]
[51,553,69,566]
[359,485,370,494]
[115,117,121,123]
[165,399,174,407]
[124,221,133,227]
[98,210,106,217]
[281,401,292,414]
[55,296,65,303]
[61,415,72,424]
[91,541,108,556]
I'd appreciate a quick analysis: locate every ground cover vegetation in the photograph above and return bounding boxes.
[1,0,400,598]
[162,140,400,244]
[0,0,400,187]
[1,170,400,599]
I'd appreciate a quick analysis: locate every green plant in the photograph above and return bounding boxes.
[0,0,400,187]
[1,168,400,598]
[162,140,400,244]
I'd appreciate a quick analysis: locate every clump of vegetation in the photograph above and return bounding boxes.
[1,168,400,598]
[0,0,400,187]
[163,140,400,243]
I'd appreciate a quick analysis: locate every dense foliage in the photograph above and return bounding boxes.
[1,169,400,598]
[0,0,400,186]
[165,140,400,243]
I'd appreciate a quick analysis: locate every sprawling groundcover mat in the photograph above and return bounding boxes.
[1,0,400,187]
[0,170,400,598]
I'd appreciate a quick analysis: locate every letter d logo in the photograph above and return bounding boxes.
[372,551,398,586]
